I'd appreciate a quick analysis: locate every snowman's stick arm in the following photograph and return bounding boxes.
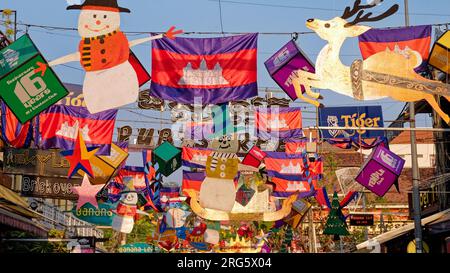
[48,52,81,67]
[129,34,164,48]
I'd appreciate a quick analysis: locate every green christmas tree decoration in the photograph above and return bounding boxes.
[323,192,349,237]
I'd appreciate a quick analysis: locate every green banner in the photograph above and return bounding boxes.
[0,54,69,123]
[72,202,117,226]
[0,34,39,78]
[118,243,157,253]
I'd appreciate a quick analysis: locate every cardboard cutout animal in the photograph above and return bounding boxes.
[37,0,182,114]
[293,0,450,124]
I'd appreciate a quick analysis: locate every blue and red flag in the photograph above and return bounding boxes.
[340,191,359,209]
[270,177,317,198]
[315,187,331,210]
[151,33,258,104]
[182,146,213,169]
[264,152,323,181]
[256,107,303,140]
[1,102,33,148]
[359,25,432,72]
[36,105,117,155]
[182,171,206,196]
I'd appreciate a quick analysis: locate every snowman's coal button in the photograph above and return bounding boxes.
[101,49,106,54]
[102,59,107,63]
[100,39,105,44]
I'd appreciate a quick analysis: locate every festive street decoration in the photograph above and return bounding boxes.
[242,146,266,168]
[0,102,33,148]
[61,131,99,178]
[151,33,258,104]
[44,0,182,114]
[429,30,450,74]
[152,141,181,177]
[323,192,351,238]
[112,179,141,234]
[36,104,118,155]
[358,25,432,72]
[0,34,69,123]
[356,145,405,197]
[256,107,303,140]
[265,39,315,101]
[72,174,104,210]
[292,0,450,124]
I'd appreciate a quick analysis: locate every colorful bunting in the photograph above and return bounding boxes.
[0,102,33,148]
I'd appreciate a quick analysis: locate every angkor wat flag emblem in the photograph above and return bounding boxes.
[151,33,258,104]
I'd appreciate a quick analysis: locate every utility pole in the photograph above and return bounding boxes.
[404,0,423,253]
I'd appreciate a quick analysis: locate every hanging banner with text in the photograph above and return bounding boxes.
[318,106,384,139]
[21,175,82,200]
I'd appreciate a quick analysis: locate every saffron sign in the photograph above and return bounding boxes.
[265,40,315,101]
[355,145,405,197]
[318,106,384,139]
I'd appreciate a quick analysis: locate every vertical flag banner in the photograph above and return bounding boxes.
[37,104,118,155]
[1,102,33,148]
[151,33,258,104]
[0,34,69,123]
[256,107,303,140]
[182,146,213,168]
[358,25,432,72]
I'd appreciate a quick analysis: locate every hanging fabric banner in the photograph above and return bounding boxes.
[181,146,213,168]
[358,25,432,72]
[1,102,33,148]
[182,171,206,196]
[270,177,317,198]
[151,33,258,104]
[36,105,117,155]
[285,138,308,154]
[264,151,323,181]
[255,107,303,140]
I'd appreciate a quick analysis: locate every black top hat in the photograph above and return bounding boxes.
[67,0,130,13]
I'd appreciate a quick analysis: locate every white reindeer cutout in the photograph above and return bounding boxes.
[293,0,450,124]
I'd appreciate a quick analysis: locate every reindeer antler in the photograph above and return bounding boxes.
[342,0,399,27]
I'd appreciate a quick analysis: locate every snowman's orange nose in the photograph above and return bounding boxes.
[96,20,101,25]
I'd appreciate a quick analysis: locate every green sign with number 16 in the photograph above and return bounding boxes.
[0,54,68,123]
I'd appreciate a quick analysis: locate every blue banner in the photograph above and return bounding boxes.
[318,106,384,139]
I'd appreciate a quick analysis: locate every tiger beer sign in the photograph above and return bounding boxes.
[318,106,384,139]
[0,34,68,123]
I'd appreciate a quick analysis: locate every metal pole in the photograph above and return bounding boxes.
[13,11,17,41]
[309,126,450,132]
[404,0,423,253]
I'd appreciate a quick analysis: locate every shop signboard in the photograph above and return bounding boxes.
[349,214,374,226]
[21,175,82,200]
[318,106,384,139]
[0,35,68,123]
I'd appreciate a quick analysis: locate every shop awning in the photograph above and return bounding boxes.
[0,184,47,237]
[357,209,450,250]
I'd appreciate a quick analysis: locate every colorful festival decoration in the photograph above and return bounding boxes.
[45,0,182,114]
[151,33,258,104]
[72,202,117,226]
[265,39,315,101]
[0,102,33,148]
[355,145,405,197]
[61,131,99,178]
[358,25,432,72]
[429,30,450,74]
[152,141,182,177]
[242,146,267,168]
[292,0,450,124]
[72,174,104,210]
[318,106,384,139]
[112,179,141,234]
[37,104,118,155]
[182,171,205,196]
[255,107,303,140]
[264,152,323,181]
[0,34,69,123]
[283,199,311,229]
[323,192,351,238]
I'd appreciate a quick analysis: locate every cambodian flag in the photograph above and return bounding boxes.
[182,146,213,168]
[359,25,432,72]
[285,138,308,154]
[271,177,317,198]
[151,33,258,104]
[256,107,303,140]
[1,102,33,148]
[264,152,323,181]
[182,171,206,196]
[36,105,117,155]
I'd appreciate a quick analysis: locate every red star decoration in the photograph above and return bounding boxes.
[62,131,98,178]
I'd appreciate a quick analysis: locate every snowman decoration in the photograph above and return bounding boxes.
[112,179,144,234]
[40,0,182,114]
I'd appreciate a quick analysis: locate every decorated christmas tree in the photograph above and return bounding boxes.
[323,192,349,238]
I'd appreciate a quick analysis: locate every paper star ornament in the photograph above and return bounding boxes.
[72,174,104,210]
[61,130,99,178]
